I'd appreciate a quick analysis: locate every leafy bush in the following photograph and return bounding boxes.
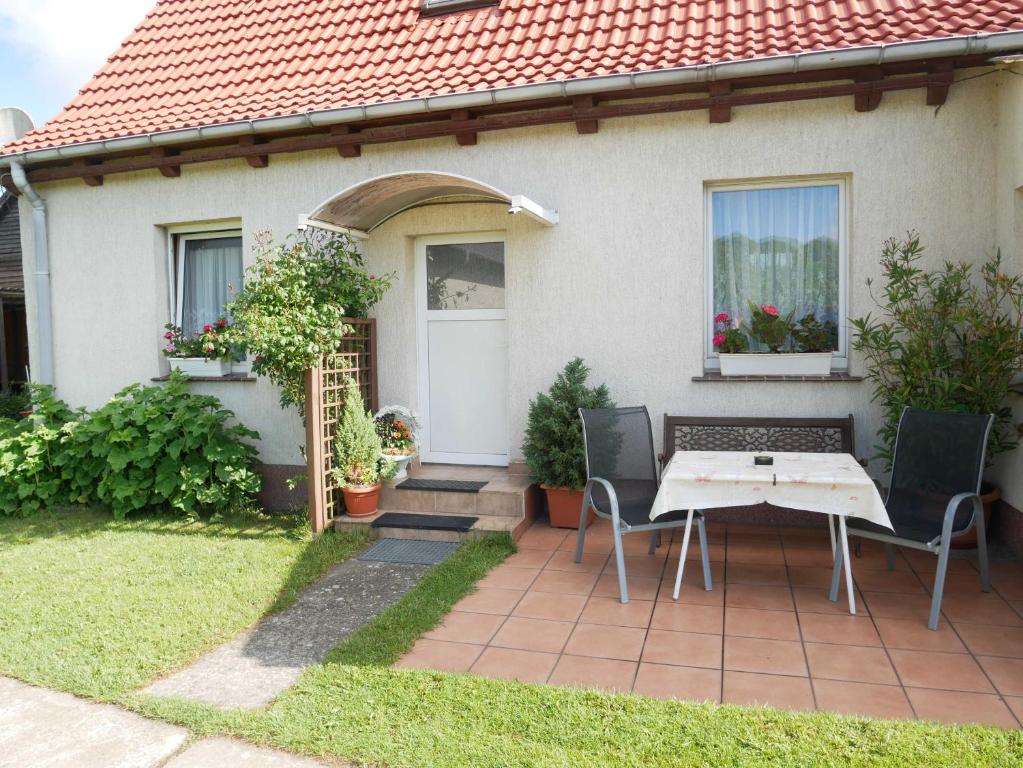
[0,374,261,518]
[746,302,795,352]
[228,229,393,414]
[522,358,614,490]
[792,313,838,353]
[330,378,385,488]
[852,234,1023,465]
[0,389,29,420]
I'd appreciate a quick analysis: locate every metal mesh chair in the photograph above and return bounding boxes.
[576,406,713,603]
[829,407,994,629]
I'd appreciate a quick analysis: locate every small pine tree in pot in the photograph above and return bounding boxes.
[523,358,615,528]
[329,377,395,517]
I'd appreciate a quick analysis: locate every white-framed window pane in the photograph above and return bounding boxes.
[426,242,505,310]
[711,183,841,353]
[179,235,242,335]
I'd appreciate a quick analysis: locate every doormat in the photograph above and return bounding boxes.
[372,512,478,532]
[396,479,488,493]
[358,538,461,565]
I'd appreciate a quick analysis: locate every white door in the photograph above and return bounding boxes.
[416,233,508,466]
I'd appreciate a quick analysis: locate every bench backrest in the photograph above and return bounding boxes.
[662,415,856,464]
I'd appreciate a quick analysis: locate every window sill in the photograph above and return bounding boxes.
[693,372,863,383]
[151,373,257,383]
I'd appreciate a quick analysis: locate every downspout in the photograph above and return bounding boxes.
[9,159,53,386]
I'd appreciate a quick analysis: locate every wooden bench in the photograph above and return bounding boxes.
[659,414,858,526]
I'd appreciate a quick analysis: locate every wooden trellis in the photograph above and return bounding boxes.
[305,318,378,533]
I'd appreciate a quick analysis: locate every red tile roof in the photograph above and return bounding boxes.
[5,0,1023,155]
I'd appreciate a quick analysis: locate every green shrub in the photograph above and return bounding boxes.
[522,358,614,490]
[0,389,29,420]
[330,377,384,487]
[0,374,262,518]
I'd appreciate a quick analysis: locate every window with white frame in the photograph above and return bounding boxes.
[705,178,848,368]
[174,231,243,336]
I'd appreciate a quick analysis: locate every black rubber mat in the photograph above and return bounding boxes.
[371,512,478,532]
[358,538,461,565]
[396,479,488,493]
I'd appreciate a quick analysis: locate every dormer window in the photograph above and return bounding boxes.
[420,0,499,17]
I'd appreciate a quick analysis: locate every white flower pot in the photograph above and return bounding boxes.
[168,357,232,377]
[718,352,833,376]
[381,452,416,481]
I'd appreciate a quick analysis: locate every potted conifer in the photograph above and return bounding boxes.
[329,378,395,517]
[522,358,615,528]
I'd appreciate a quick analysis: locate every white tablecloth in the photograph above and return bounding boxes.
[649,451,892,529]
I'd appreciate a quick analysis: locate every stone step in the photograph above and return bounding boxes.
[332,508,531,542]
[378,478,530,518]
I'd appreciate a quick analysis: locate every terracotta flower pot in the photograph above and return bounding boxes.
[951,483,999,549]
[341,483,382,518]
[542,485,595,529]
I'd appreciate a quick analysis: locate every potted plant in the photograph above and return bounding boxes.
[522,358,614,528]
[329,378,396,517]
[716,304,834,376]
[375,406,419,481]
[852,234,1023,546]
[162,318,237,377]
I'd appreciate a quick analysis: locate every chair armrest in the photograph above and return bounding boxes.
[584,477,620,524]
[942,492,983,538]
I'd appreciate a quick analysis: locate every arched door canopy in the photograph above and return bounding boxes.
[299,171,558,238]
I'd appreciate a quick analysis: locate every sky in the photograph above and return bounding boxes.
[0,0,153,129]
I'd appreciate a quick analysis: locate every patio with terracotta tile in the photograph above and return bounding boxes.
[395,517,1023,729]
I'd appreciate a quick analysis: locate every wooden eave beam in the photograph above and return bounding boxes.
[926,63,954,106]
[452,110,477,145]
[152,147,181,177]
[21,70,962,186]
[238,135,269,167]
[573,96,599,134]
[708,82,733,123]
[74,159,103,186]
[854,68,884,112]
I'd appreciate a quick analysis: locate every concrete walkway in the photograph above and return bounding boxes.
[0,678,339,767]
[144,558,427,708]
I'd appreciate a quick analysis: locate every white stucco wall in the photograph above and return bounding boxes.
[18,73,1014,492]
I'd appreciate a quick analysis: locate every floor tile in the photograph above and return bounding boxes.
[512,591,588,622]
[859,591,933,620]
[563,623,646,661]
[531,569,599,595]
[543,550,608,573]
[725,607,800,641]
[873,617,966,653]
[490,616,574,654]
[517,526,569,550]
[579,596,654,627]
[642,629,722,668]
[888,649,993,692]
[812,679,914,720]
[561,533,613,555]
[1005,696,1023,724]
[792,586,867,616]
[604,555,668,581]
[424,611,506,645]
[396,639,484,673]
[786,566,835,589]
[726,542,786,566]
[906,688,1019,729]
[503,549,554,569]
[940,593,1023,627]
[725,584,794,611]
[468,647,557,683]
[783,545,838,568]
[592,574,660,601]
[633,662,721,702]
[852,569,926,594]
[798,613,881,646]
[977,656,1023,697]
[804,643,897,685]
[990,563,1023,601]
[726,563,790,586]
[955,624,1023,658]
[724,636,807,677]
[722,671,815,712]
[478,565,540,590]
[453,588,524,616]
[548,655,637,692]
[668,541,726,563]
[657,564,724,605]
[649,603,724,634]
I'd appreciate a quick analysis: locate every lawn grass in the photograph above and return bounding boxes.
[121,533,1023,768]
[0,507,367,699]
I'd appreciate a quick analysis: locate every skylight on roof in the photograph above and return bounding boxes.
[420,0,499,17]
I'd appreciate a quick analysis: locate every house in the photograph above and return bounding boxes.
[0,1,1021,535]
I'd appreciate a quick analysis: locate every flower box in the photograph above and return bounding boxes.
[380,451,416,482]
[168,357,232,378]
[719,352,833,377]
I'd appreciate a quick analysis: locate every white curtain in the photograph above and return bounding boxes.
[712,185,840,351]
[180,237,243,335]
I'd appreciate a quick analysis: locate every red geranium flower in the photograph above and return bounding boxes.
[203,324,214,333]
[714,312,729,323]
[761,304,780,317]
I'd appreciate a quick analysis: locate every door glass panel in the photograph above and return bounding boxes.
[426,242,505,310]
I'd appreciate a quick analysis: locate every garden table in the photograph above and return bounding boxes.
[650,451,892,615]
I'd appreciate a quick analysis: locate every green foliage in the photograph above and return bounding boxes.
[745,301,795,353]
[522,358,614,489]
[793,312,839,353]
[0,373,262,518]
[330,378,384,487]
[852,234,1023,466]
[162,318,239,361]
[228,229,393,414]
[0,389,28,420]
